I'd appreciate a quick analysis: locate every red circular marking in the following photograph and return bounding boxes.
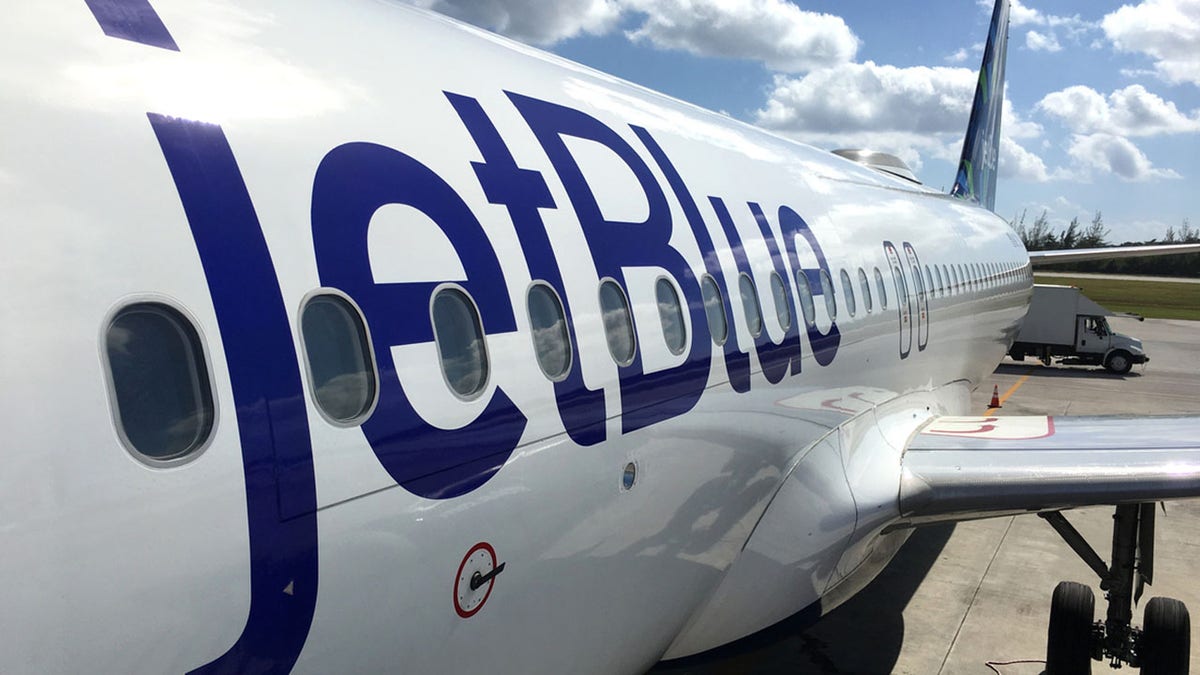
[453,541,497,618]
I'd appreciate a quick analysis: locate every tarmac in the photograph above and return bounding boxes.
[652,317,1200,673]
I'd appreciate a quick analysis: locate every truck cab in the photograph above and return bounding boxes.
[1076,316,1109,354]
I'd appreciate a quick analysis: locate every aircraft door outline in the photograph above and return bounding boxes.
[883,241,911,359]
[902,242,930,351]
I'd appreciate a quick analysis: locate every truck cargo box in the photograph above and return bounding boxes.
[1016,284,1116,346]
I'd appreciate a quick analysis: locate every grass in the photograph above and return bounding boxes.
[1034,274,1200,321]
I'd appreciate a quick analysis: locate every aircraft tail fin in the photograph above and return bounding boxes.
[951,0,1011,211]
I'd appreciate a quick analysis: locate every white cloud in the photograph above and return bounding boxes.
[620,0,858,72]
[408,0,860,70]
[1000,137,1055,181]
[1053,196,1085,213]
[1003,0,1091,31]
[946,48,971,63]
[754,63,1041,139]
[1025,30,1063,52]
[751,62,1051,181]
[1007,0,1046,27]
[980,0,1095,50]
[1066,133,1181,181]
[946,42,985,64]
[754,63,976,135]
[408,0,621,44]
[1037,84,1200,136]
[1102,0,1200,86]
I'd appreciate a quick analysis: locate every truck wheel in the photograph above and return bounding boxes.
[1105,350,1133,374]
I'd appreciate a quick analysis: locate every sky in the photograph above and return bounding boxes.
[405,0,1200,244]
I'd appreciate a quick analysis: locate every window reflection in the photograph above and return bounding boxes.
[432,288,490,398]
[106,303,214,461]
[302,294,378,420]
[840,268,857,317]
[874,267,889,309]
[701,275,728,345]
[820,269,837,320]
[739,274,763,337]
[527,283,571,380]
[769,272,792,330]
[656,278,687,355]
[794,270,816,327]
[599,280,636,365]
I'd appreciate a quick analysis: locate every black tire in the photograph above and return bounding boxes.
[1047,581,1095,675]
[1141,596,1190,674]
[1105,350,1133,374]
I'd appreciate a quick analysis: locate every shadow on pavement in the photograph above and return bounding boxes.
[993,362,1141,380]
[649,524,956,674]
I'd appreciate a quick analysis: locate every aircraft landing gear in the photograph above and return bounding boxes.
[1040,504,1191,674]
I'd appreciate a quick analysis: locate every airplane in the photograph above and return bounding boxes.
[4,0,1200,673]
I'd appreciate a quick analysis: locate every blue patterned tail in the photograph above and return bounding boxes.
[951,0,1010,211]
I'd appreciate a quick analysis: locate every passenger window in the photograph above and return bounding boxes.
[301,293,378,422]
[911,265,924,297]
[942,265,951,293]
[527,283,571,381]
[739,273,764,337]
[432,288,491,399]
[819,269,837,320]
[858,268,873,313]
[924,265,934,297]
[656,278,688,356]
[840,269,857,316]
[105,303,215,462]
[701,275,728,345]
[934,265,944,296]
[874,267,888,309]
[794,270,816,327]
[769,272,792,331]
[599,280,637,365]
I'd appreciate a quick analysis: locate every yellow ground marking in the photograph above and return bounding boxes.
[986,374,1030,415]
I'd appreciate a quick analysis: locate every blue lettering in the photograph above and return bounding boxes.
[311,142,527,499]
[709,197,793,384]
[779,206,841,366]
[148,114,316,674]
[446,92,607,447]
[632,126,753,394]
[509,94,710,434]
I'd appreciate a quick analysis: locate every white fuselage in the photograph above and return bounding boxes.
[0,2,1031,673]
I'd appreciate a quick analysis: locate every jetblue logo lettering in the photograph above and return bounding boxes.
[306,91,846,497]
[162,90,850,501]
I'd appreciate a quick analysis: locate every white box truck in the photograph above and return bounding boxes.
[1009,284,1148,373]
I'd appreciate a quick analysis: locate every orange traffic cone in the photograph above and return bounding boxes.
[989,385,1001,409]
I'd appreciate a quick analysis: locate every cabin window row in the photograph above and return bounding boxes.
[100,277,692,462]
[102,259,1033,463]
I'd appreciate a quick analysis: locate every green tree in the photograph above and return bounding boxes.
[1080,211,1109,248]
[1059,216,1080,249]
